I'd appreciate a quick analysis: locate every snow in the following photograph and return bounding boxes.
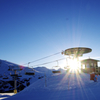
[0,59,52,93]
[0,93,14,100]
[3,72,100,100]
[1,59,100,100]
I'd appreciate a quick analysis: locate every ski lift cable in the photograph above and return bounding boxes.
[23,51,62,65]
[32,58,66,67]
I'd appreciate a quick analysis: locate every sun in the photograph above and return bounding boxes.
[68,58,81,72]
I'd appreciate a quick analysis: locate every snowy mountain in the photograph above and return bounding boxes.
[34,67,52,75]
[0,59,53,93]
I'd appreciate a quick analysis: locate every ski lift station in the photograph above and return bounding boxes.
[62,47,92,72]
[81,58,100,74]
[62,47,92,58]
[62,47,100,74]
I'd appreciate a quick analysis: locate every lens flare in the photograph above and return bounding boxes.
[68,58,81,73]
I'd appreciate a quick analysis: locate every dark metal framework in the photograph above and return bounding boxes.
[63,47,92,58]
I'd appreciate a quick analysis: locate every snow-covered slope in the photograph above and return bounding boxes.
[4,73,100,100]
[0,59,53,92]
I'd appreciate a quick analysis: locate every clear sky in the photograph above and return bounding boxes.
[0,0,100,68]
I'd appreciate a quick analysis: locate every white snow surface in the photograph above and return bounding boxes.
[3,73,100,100]
[0,93,14,100]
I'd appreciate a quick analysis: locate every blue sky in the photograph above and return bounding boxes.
[0,0,100,68]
